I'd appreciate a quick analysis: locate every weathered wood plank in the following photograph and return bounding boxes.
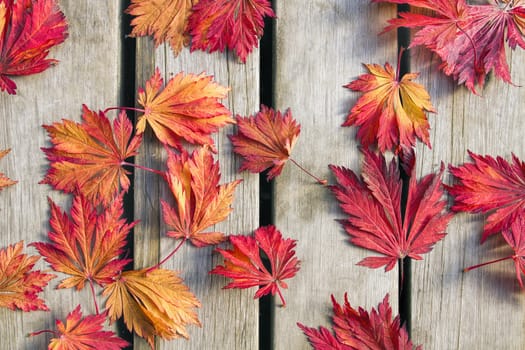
[272,1,399,349]
[0,1,123,348]
[133,44,260,349]
[412,35,525,349]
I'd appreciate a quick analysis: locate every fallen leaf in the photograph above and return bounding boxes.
[41,105,142,206]
[31,305,129,350]
[230,105,300,180]
[448,150,525,242]
[329,149,452,271]
[31,194,135,290]
[188,0,275,63]
[344,61,435,153]
[126,0,196,55]
[298,293,422,349]
[0,0,68,94]
[162,146,241,247]
[0,241,54,311]
[136,68,233,151]
[0,149,16,190]
[210,225,300,306]
[103,268,201,348]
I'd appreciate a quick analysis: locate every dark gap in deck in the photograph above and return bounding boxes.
[118,0,135,348]
[259,4,276,350]
[397,4,412,337]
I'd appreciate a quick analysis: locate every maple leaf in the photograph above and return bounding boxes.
[0,241,54,311]
[103,268,201,348]
[162,146,241,247]
[298,293,422,349]
[465,214,525,288]
[329,149,452,271]
[31,305,129,350]
[344,60,436,153]
[448,150,525,242]
[0,0,68,94]
[126,0,196,56]
[0,149,16,190]
[229,105,301,180]
[210,225,300,306]
[374,0,525,93]
[31,194,135,291]
[41,105,142,206]
[136,68,234,151]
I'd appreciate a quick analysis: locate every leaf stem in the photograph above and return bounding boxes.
[122,161,165,177]
[276,288,286,307]
[88,279,99,315]
[28,329,57,337]
[103,106,146,115]
[147,238,187,272]
[463,256,513,272]
[288,158,327,185]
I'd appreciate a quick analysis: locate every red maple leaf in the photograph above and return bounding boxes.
[465,213,525,288]
[448,150,525,242]
[329,149,452,271]
[374,0,525,93]
[298,293,422,349]
[41,105,142,206]
[344,60,436,154]
[0,0,68,94]
[210,225,300,306]
[31,194,135,291]
[31,305,129,350]
[0,241,54,312]
[188,0,275,63]
[162,147,241,247]
[230,105,301,180]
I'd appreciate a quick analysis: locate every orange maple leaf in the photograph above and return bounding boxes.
[31,305,129,349]
[0,241,54,312]
[41,105,142,206]
[126,0,196,56]
[103,268,201,348]
[162,147,241,247]
[344,61,436,153]
[229,105,301,180]
[136,68,234,151]
[0,0,68,94]
[31,194,135,291]
[0,149,16,190]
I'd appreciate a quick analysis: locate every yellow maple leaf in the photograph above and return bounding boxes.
[0,149,16,191]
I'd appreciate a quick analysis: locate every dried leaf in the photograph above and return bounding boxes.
[188,0,275,63]
[344,62,435,153]
[126,0,196,55]
[0,241,54,311]
[136,68,234,151]
[0,0,68,94]
[298,293,422,349]
[31,194,134,290]
[103,268,201,348]
[230,105,301,180]
[41,105,142,206]
[210,225,300,306]
[162,147,241,247]
[329,149,452,271]
[0,149,16,190]
[448,150,525,242]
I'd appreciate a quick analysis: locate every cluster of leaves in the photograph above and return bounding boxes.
[0,0,68,94]
[127,0,275,63]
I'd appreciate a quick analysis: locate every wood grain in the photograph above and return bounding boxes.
[411,33,525,350]
[133,44,260,349]
[272,1,399,349]
[0,2,123,348]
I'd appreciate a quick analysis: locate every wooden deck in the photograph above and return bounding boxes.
[1,1,524,349]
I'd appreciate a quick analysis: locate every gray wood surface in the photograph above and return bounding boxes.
[411,28,525,350]
[133,42,260,349]
[272,1,399,349]
[0,2,123,349]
